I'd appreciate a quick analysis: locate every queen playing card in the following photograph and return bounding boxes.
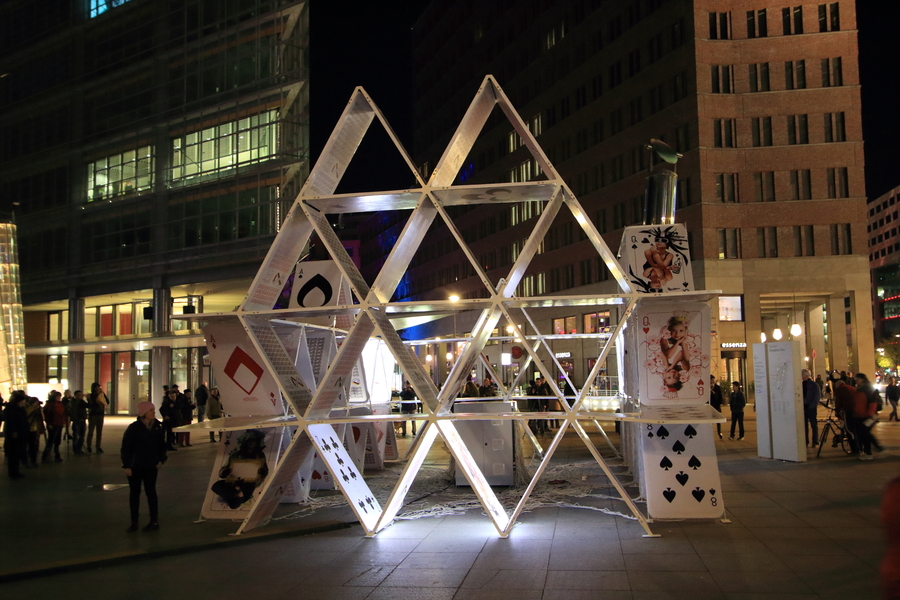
[636,302,710,406]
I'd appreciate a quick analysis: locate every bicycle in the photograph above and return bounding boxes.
[816,401,853,457]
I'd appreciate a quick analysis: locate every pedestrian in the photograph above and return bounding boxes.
[176,388,195,447]
[71,390,88,454]
[206,387,223,442]
[728,381,745,440]
[886,377,899,422]
[194,383,209,423]
[709,375,724,439]
[399,382,417,436]
[160,388,179,451]
[479,377,496,397]
[461,377,480,398]
[832,374,858,454]
[2,391,28,479]
[42,390,67,463]
[801,369,821,447]
[24,396,44,468]
[62,389,74,441]
[120,401,167,532]
[853,373,881,460]
[87,382,108,453]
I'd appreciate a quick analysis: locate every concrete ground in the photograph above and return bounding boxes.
[0,411,894,599]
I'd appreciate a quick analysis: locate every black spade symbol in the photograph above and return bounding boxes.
[672,440,686,454]
[641,238,650,243]
[682,281,690,287]
[684,425,697,438]
[688,455,702,470]
[659,456,673,470]
[656,426,670,439]
[295,273,334,307]
[648,430,654,438]
[691,487,706,503]
[632,244,638,249]
[663,488,677,503]
[709,489,717,496]
[675,471,689,486]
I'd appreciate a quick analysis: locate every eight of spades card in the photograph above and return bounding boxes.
[636,302,711,406]
[641,422,724,519]
[617,224,694,294]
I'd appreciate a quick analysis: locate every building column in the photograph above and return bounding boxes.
[827,294,849,373]
[744,293,762,398]
[67,297,85,393]
[152,287,171,333]
[807,303,828,376]
[151,346,171,408]
[850,289,876,376]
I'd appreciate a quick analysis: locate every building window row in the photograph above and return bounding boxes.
[86,110,278,203]
[717,223,852,259]
[714,113,848,148]
[714,168,847,203]
[709,4,840,39]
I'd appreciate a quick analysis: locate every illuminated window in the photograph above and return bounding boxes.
[171,110,278,184]
[87,146,154,201]
[89,0,133,18]
[718,296,744,321]
[583,311,611,333]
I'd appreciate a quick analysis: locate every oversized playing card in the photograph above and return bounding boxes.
[635,302,710,406]
[618,224,694,293]
[202,428,281,518]
[641,422,724,519]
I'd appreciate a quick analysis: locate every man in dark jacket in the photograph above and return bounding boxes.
[194,383,209,423]
[801,369,821,447]
[2,391,28,479]
[121,401,168,532]
[159,388,179,451]
[71,390,89,455]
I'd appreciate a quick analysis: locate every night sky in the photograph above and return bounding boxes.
[311,2,899,200]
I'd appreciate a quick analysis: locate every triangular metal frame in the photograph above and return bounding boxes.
[229,76,658,538]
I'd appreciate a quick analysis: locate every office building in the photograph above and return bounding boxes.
[368,0,873,388]
[0,0,309,410]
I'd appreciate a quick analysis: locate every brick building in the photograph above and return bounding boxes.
[360,0,874,388]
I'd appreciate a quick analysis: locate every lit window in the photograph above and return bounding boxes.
[170,110,278,184]
[718,296,743,321]
[89,0,133,18]
[87,145,154,202]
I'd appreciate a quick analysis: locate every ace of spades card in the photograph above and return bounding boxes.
[641,423,724,519]
[617,224,694,294]
[635,302,711,406]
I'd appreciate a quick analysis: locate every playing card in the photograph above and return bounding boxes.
[635,302,710,405]
[202,428,281,518]
[617,224,694,293]
[641,423,724,519]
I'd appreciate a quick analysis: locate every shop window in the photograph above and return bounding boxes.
[718,296,744,321]
[583,311,611,333]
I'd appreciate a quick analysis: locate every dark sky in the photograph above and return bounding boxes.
[311,2,897,200]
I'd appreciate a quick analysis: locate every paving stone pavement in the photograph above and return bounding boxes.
[1,412,894,599]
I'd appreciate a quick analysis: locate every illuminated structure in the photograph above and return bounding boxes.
[0,1,308,406]
[391,0,874,388]
[192,77,724,538]
[869,183,900,344]
[0,222,27,393]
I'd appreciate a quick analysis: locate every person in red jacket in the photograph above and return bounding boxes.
[42,390,67,463]
[853,373,881,460]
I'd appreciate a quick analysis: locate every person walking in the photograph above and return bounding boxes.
[709,375,724,439]
[886,377,899,422]
[24,396,45,468]
[3,391,29,479]
[206,387,223,442]
[853,373,881,460]
[71,390,89,455]
[399,382,417,436]
[42,390,67,463]
[160,388,179,451]
[802,369,821,447]
[728,381,745,440]
[87,382,108,453]
[194,383,209,423]
[176,388,195,447]
[121,402,168,532]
